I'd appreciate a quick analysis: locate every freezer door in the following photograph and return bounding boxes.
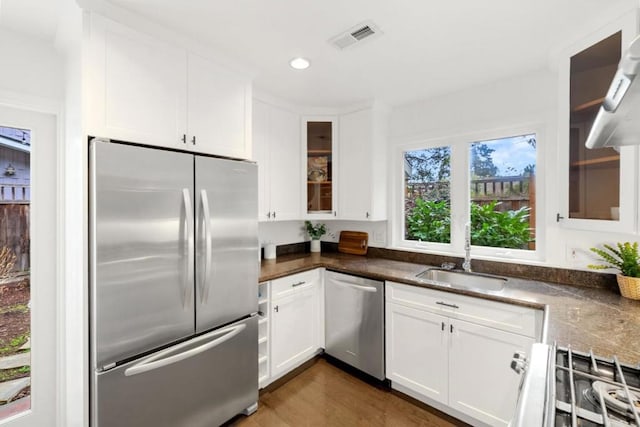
[325,271,385,380]
[93,316,258,427]
[90,141,195,369]
[195,157,258,333]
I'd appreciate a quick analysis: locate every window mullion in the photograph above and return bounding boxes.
[449,144,468,255]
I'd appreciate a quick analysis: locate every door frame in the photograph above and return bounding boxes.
[0,94,61,427]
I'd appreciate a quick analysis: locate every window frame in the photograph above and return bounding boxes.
[393,124,545,263]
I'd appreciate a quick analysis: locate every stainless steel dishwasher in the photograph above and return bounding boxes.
[325,271,384,380]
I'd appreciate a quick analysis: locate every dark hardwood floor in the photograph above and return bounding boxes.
[230,358,468,427]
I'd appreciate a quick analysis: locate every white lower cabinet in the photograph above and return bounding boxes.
[386,281,539,426]
[448,319,534,426]
[386,303,449,404]
[261,269,323,387]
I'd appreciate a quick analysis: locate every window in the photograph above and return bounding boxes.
[398,129,540,259]
[404,147,451,243]
[0,125,31,418]
[469,135,536,250]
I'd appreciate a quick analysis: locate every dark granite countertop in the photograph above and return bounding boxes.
[260,252,640,365]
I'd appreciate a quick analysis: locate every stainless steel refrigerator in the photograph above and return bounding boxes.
[89,139,259,427]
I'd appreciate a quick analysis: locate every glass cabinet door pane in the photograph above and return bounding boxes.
[569,31,621,220]
[306,121,333,214]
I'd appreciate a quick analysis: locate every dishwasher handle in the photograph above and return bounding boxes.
[332,279,379,293]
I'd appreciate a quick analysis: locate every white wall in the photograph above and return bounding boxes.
[389,67,638,270]
[0,28,63,102]
[259,220,388,250]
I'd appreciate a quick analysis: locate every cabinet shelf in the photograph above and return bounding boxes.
[308,149,332,155]
[258,297,268,305]
[258,317,268,325]
[571,97,604,113]
[570,154,619,167]
[258,354,268,364]
[307,181,332,185]
[258,336,268,344]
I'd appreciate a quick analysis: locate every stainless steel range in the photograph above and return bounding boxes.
[512,343,640,426]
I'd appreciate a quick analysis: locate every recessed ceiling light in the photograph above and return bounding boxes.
[289,57,310,70]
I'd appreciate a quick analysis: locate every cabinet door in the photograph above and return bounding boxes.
[188,53,251,159]
[303,116,338,218]
[448,319,533,426]
[269,106,300,221]
[339,109,372,220]
[558,13,638,233]
[87,15,187,149]
[386,302,449,405]
[252,100,271,221]
[271,286,318,378]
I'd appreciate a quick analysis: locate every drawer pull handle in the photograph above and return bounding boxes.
[441,322,445,331]
[436,301,459,309]
[292,281,306,287]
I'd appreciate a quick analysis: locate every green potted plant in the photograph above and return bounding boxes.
[304,221,327,253]
[589,242,640,300]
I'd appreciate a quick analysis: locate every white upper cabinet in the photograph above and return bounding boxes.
[87,14,252,159]
[87,14,187,149]
[252,100,300,221]
[187,53,251,159]
[558,13,639,233]
[338,106,389,221]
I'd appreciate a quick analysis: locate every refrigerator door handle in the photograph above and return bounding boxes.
[124,323,247,377]
[183,188,195,307]
[199,189,213,303]
[333,280,378,293]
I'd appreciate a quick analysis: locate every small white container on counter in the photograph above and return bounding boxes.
[264,243,276,260]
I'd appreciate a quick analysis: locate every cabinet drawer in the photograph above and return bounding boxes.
[386,281,541,338]
[272,269,321,299]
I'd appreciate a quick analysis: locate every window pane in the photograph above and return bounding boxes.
[569,32,621,220]
[0,126,31,417]
[404,147,451,243]
[469,135,536,250]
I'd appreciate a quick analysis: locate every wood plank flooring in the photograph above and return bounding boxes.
[230,359,468,427]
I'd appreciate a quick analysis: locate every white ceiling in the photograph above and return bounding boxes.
[1,0,637,107]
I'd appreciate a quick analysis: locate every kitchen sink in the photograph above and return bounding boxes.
[415,268,506,292]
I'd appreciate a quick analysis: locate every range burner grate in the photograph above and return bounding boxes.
[553,345,640,426]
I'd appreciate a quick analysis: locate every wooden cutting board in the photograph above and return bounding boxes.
[338,231,369,255]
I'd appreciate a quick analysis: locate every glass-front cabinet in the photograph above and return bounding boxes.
[303,117,337,217]
[569,32,621,221]
[560,14,638,232]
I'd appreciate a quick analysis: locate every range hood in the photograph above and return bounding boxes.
[585,34,640,149]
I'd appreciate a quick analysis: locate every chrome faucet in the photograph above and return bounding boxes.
[462,223,472,272]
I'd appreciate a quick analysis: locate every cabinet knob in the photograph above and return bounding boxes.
[273,305,279,313]
[181,134,187,144]
[267,212,271,219]
[273,211,276,219]
[191,136,196,145]
[334,211,337,217]
[366,212,370,219]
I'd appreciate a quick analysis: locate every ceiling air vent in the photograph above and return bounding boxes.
[329,21,382,50]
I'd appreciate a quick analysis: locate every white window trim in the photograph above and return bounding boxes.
[556,12,639,234]
[392,123,546,263]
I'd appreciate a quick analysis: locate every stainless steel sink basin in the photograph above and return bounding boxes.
[416,268,506,292]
